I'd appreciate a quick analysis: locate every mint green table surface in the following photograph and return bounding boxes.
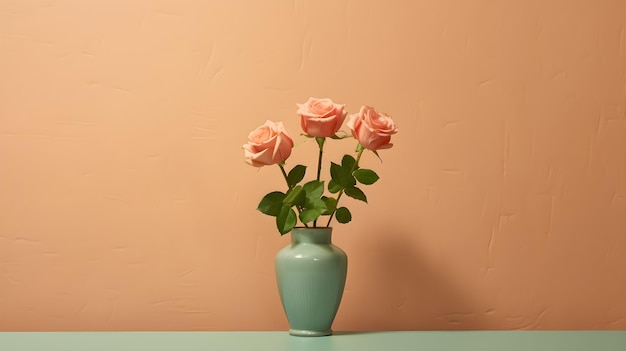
[1,331,625,351]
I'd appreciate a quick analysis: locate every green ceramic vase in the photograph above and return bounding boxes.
[275,227,348,337]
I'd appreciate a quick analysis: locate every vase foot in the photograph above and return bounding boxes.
[289,328,332,337]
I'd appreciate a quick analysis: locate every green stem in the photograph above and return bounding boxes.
[278,163,308,228]
[279,163,290,187]
[313,137,325,227]
[326,146,365,227]
[316,137,325,182]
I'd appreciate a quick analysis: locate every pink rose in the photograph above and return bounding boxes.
[243,121,294,167]
[297,97,347,137]
[347,106,398,150]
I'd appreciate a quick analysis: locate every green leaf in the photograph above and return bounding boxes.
[353,169,379,185]
[328,180,342,194]
[283,186,305,207]
[335,207,352,224]
[345,186,367,203]
[287,165,306,188]
[330,162,342,184]
[257,191,286,217]
[321,196,337,215]
[299,208,322,224]
[303,180,324,200]
[305,197,327,213]
[342,154,356,171]
[330,162,356,188]
[276,206,297,235]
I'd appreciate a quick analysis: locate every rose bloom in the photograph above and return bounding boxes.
[346,106,398,150]
[297,97,347,137]
[243,120,294,167]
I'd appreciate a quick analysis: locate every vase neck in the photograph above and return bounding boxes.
[291,228,333,245]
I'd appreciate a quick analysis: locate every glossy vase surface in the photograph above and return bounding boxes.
[275,227,348,337]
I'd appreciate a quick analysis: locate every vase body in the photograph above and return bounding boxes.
[275,227,348,337]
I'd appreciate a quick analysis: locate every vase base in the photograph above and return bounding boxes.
[289,328,332,337]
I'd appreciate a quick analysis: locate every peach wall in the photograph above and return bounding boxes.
[1,0,625,331]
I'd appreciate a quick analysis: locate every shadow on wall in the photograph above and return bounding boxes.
[340,225,492,330]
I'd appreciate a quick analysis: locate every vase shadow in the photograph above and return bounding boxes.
[335,224,493,331]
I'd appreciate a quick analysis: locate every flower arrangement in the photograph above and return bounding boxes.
[243,97,398,235]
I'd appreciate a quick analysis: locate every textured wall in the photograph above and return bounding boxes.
[1,0,625,331]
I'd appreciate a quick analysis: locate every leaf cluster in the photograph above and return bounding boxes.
[257,154,379,234]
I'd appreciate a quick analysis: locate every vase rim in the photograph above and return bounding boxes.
[293,226,333,230]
